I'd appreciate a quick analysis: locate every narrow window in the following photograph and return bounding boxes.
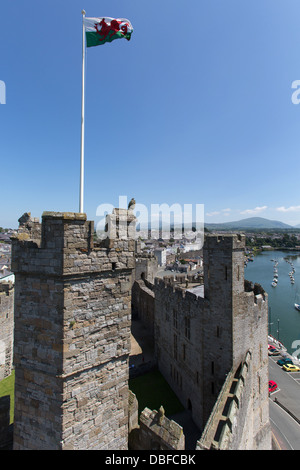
[183,343,186,361]
[173,309,178,329]
[225,266,228,281]
[174,334,178,360]
[185,317,190,340]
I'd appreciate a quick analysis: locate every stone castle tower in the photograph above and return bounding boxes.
[153,234,270,448]
[11,210,136,450]
[203,234,269,431]
[202,235,248,418]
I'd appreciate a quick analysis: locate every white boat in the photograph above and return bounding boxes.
[295,303,300,311]
[271,282,277,287]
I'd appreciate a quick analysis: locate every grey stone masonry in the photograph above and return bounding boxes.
[130,406,185,450]
[11,210,136,450]
[0,282,14,381]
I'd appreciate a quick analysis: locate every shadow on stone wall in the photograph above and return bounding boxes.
[0,395,13,450]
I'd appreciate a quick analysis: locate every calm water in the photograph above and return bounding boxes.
[245,250,300,354]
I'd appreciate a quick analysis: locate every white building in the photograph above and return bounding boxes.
[183,243,202,253]
[0,266,14,284]
[154,248,167,266]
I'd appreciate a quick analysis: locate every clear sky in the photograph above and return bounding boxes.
[1,0,300,228]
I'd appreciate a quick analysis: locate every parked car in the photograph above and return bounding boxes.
[282,364,300,372]
[269,380,278,393]
[268,347,280,356]
[277,357,293,366]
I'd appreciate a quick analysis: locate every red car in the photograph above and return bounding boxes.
[269,380,278,393]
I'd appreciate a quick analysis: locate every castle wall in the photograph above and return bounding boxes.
[154,279,205,431]
[152,234,271,448]
[11,210,135,450]
[134,255,158,284]
[0,282,14,381]
[197,350,271,450]
[131,280,155,333]
[239,293,270,449]
[129,404,185,451]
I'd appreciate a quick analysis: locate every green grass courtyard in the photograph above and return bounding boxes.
[129,369,184,417]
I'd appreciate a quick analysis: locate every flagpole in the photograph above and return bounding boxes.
[79,9,86,213]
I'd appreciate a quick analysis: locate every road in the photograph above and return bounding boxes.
[269,355,300,449]
[269,399,300,450]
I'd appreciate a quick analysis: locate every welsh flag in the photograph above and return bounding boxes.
[84,17,133,47]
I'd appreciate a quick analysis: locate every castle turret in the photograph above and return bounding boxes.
[11,210,135,450]
[201,234,269,436]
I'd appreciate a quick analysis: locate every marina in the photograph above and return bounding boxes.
[245,250,300,355]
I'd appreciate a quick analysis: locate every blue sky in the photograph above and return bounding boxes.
[2,0,300,228]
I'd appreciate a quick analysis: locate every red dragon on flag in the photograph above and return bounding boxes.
[84,17,133,47]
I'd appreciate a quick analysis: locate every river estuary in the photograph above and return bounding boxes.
[245,250,300,355]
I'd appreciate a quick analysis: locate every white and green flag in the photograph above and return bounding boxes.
[84,17,133,47]
[78,14,133,213]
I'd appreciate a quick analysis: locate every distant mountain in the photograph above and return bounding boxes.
[205,217,293,230]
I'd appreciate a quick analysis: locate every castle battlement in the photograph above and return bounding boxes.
[154,277,201,303]
[0,281,14,296]
[197,351,253,450]
[204,233,245,251]
[244,290,268,313]
[11,211,136,277]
